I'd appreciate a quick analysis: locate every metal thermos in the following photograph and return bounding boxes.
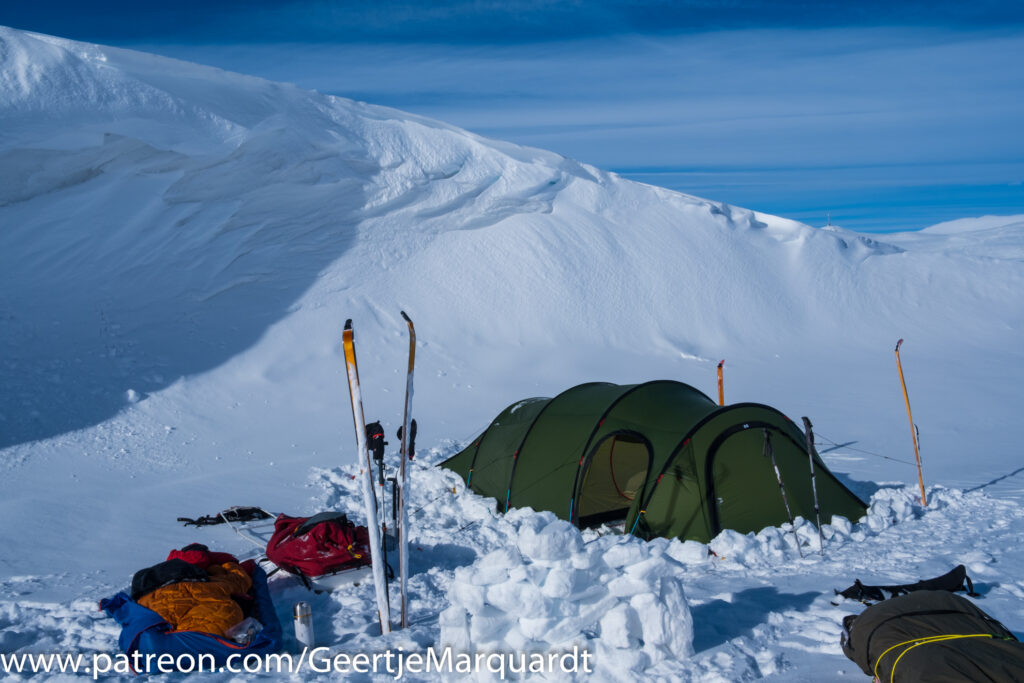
[293,601,315,649]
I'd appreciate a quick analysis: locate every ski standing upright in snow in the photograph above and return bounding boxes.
[716,360,725,406]
[342,319,391,634]
[895,338,927,507]
[397,311,416,630]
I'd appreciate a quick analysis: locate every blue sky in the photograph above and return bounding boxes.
[5,1,1024,231]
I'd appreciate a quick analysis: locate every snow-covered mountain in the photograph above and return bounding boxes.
[2,26,1023,681]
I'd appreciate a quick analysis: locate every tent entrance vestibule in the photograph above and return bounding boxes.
[575,432,651,528]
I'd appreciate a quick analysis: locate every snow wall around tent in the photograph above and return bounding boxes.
[441,380,867,543]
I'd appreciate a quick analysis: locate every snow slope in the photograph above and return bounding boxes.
[2,26,1024,681]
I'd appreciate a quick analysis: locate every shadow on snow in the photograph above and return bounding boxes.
[690,586,818,652]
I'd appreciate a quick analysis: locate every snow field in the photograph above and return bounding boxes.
[3,24,1024,682]
[1,443,1023,681]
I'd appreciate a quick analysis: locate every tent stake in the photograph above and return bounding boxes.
[895,339,927,506]
[763,428,803,558]
[801,417,826,556]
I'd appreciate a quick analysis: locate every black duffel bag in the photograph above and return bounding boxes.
[841,590,1024,682]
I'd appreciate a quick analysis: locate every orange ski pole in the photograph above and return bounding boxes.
[717,360,725,406]
[895,339,927,506]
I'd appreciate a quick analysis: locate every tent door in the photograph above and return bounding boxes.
[707,424,795,535]
[575,433,651,528]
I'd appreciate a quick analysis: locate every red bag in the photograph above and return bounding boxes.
[265,512,372,578]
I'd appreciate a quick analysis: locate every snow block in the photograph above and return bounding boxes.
[624,556,668,582]
[450,579,487,615]
[632,578,694,658]
[438,605,471,652]
[517,519,584,563]
[468,604,513,644]
[867,492,915,531]
[709,529,758,561]
[603,541,646,568]
[828,515,852,539]
[667,540,709,565]
[486,580,545,614]
[606,574,653,599]
[599,603,642,649]
[520,615,562,640]
[569,550,600,570]
[540,566,576,599]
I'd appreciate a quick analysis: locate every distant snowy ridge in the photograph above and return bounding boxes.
[883,213,1024,259]
[921,214,1024,235]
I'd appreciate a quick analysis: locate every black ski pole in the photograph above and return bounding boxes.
[388,476,398,526]
[365,421,391,607]
[764,428,803,558]
[801,417,825,556]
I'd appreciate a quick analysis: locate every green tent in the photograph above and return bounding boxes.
[441,380,867,543]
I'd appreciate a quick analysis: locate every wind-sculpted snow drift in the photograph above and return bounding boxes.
[4,26,1021,454]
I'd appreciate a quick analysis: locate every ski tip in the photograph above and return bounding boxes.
[895,338,904,352]
[801,416,813,428]
[717,359,724,368]
[400,311,411,323]
[344,319,353,331]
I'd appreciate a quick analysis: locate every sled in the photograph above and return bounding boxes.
[187,507,376,592]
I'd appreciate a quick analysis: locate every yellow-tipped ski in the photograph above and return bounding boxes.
[895,339,927,507]
[717,360,725,406]
[342,319,392,634]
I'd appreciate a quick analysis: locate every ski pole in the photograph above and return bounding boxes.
[388,476,398,525]
[366,421,392,611]
[801,417,825,556]
[895,339,927,506]
[764,428,803,558]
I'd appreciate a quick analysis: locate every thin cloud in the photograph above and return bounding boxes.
[126,26,1024,229]
[5,3,1023,230]
[7,0,1024,44]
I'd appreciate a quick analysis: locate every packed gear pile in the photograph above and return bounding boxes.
[100,544,282,673]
